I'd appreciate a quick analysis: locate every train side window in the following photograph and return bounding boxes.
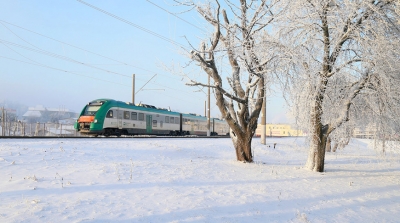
[124,111,130,119]
[131,112,137,120]
[106,110,114,118]
[153,120,157,127]
[170,117,174,123]
[165,116,169,123]
[160,121,163,128]
[139,113,144,121]
[175,118,179,124]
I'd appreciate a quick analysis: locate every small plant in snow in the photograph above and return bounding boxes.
[114,163,120,181]
[24,175,37,181]
[56,172,64,188]
[31,199,39,204]
[130,158,133,181]
[296,211,310,223]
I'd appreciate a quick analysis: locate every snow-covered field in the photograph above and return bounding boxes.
[1,137,400,222]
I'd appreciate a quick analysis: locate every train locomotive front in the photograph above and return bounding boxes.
[74,99,110,136]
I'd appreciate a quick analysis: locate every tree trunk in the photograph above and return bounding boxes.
[305,133,328,172]
[326,137,331,152]
[332,142,338,152]
[338,137,350,151]
[305,100,328,172]
[230,129,253,162]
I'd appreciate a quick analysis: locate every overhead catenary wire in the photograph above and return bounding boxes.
[0,55,202,104]
[1,17,208,96]
[0,42,46,67]
[0,38,204,99]
[136,74,157,94]
[77,0,189,50]
[0,18,261,100]
[0,55,130,87]
[0,16,212,101]
[145,0,206,32]
[0,19,157,74]
[0,21,42,51]
[78,0,267,55]
[0,19,193,84]
[0,4,220,113]
[0,38,131,78]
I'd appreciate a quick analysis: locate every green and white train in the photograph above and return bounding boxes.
[74,99,229,136]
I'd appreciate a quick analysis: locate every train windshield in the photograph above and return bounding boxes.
[83,105,101,116]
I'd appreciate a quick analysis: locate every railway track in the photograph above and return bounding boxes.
[0,135,230,139]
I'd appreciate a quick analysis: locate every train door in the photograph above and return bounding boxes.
[146,115,152,133]
[117,109,123,129]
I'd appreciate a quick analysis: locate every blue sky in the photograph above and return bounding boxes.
[0,0,288,122]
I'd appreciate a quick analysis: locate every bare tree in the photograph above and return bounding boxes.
[279,0,400,171]
[184,0,281,162]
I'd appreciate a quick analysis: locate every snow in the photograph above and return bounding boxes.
[1,137,400,222]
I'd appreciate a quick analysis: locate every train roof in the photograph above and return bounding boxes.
[88,99,225,122]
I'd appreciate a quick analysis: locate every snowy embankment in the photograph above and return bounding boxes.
[1,137,399,222]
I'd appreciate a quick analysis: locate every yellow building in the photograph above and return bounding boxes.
[255,123,304,137]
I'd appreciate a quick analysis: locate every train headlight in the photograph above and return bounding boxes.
[94,119,98,123]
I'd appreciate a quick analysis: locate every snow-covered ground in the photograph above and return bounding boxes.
[1,137,399,222]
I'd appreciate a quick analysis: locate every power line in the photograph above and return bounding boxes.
[0,19,192,84]
[77,0,189,50]
[0,21,41,50]
[145,0,206,32]
[136,74,157,94]
[75,1,260,54]
[0,42,44,67]
[0,18,209,99]
[0,55,130,87]
[0,56,203,102]
[0,38,131,78]
[0,19,157,74]
[0,38,205,98]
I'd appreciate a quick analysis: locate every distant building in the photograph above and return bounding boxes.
[353,124,375,139]
[255,123,305,137]
[22,105,78,123]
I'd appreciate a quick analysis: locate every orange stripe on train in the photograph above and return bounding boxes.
[78,116,95,123]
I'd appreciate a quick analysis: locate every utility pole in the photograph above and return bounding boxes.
[132,74,135,105]
[1,107,4,136]
[261,86,266,145]
[204,101,206,117]
[207,73,211,136]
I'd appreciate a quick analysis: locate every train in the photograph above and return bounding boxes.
[74,99,230,137]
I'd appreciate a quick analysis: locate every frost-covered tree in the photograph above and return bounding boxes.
[279,0,400,172]
[182,0,281,162]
